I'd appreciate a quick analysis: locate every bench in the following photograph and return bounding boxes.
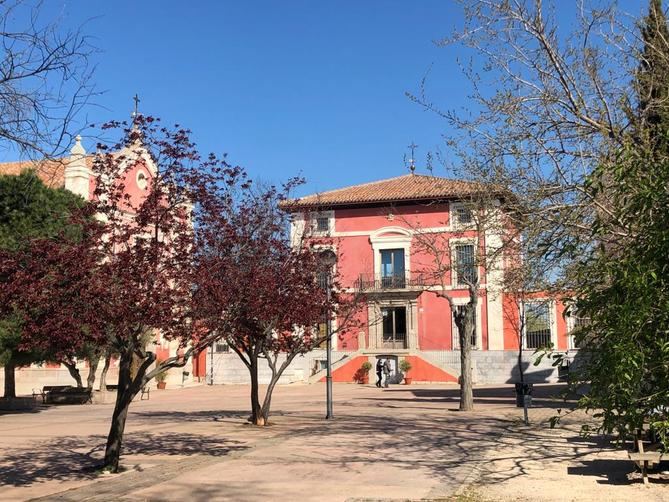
[45,387,92,405]
[629,435,665,485]
[32,385,72,404]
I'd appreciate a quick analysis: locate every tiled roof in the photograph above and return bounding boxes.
[283,174,493,209]
[0,157,93,188]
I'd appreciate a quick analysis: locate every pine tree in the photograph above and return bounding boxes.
[636,0,669,149]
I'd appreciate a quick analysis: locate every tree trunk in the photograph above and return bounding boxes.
[248,354,264,426]
[457,301,476,412]
[459,336,474,411]
[62,360,83,388]
[99,353,111,391]
[260,353,298,424]
[518,300,525,384]
[103,350,141,472]
[103,389,132,472]
[86,355,100,389]
[3,361,16,398]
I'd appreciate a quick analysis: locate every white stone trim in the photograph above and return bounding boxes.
[332,225,450,238]
[449,237,478,287]
[521,299,556,349]
[310,210,334,236]
[449,201,474,230]
[369,227,412,278]
[367,299,418,350]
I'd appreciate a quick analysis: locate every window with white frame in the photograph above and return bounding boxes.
[566,308,589,349]
[316,216,329,232]
[312,212,332,235]
[454,243,477,286]
[452,203,474,227]
[524,301,553,349]
[452,305,477,349]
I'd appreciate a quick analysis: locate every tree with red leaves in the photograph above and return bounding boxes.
[1,116,235,472]
[193,176,361,426]
[88,116,240,471]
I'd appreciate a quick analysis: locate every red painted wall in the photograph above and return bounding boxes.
[335,204,450,233]
[337,235,374,286]
[190,350,207,378]
[417,292,452,350]
[404,355,457,382]
[501,293,570,350]
[320,355,369,383]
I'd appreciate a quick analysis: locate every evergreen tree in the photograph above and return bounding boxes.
[0,170,84,398]
[636,0,669,149]
[558,0,669,450]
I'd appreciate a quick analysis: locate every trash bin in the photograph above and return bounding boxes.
[514,382,533,407]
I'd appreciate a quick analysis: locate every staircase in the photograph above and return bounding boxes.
[408,350,462,379]
[307,350,363,383]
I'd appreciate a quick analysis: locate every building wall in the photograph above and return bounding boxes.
[297,201,572,358]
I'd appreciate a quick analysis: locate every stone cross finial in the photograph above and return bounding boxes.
[71,135,86,156]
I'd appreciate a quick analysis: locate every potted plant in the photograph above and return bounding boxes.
[399,359,413,385]
[355,361,373,384]
[155,361,168,390]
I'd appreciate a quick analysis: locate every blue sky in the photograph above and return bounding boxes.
[30,1,651,196]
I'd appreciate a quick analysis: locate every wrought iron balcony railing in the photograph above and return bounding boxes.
[355,273,424,291]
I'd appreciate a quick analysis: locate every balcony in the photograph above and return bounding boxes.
[355,273,424,292]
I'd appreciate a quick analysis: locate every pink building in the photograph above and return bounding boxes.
[284,173,574,384]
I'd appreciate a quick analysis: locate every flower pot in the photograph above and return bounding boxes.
[514,382,533,407]
[404,377,412,385]
[157,381,167,390]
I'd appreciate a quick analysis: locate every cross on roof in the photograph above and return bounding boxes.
[408,142,418,173]
[132,93,141,117]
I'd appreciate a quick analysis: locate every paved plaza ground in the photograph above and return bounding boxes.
[0,382,667,501]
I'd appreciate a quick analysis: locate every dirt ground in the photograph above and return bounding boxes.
[0,382,667,501]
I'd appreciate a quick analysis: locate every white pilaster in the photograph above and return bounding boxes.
[64,135,91,199]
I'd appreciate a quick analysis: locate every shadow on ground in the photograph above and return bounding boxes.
[129,409,254,424]
[366,383,579,410]
[0,432,247,487]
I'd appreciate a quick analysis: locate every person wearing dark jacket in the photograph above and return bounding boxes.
[375,359,383,388]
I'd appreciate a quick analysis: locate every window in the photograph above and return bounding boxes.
[381,307,407,349]
[452,305,477,349]
[455,244,477,285]
[315,216,329,232]
[380,249,406,288]
[455,205,473,226]
[524,302,552,349]
[136,170,148,190]
[566,308,589,349]
[214,342,229,353]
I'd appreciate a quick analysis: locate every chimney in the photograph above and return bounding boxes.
[64,135,90,199]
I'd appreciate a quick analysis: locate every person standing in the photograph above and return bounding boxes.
[375,359,383,388]
[383,359,392,388]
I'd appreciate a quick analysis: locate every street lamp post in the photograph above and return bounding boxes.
[320,249,337,420]
[325,282,333,419]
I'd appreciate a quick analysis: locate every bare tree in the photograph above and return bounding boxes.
[0,0,95,161]
[410,0,652,279]
[406,187,520,411]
